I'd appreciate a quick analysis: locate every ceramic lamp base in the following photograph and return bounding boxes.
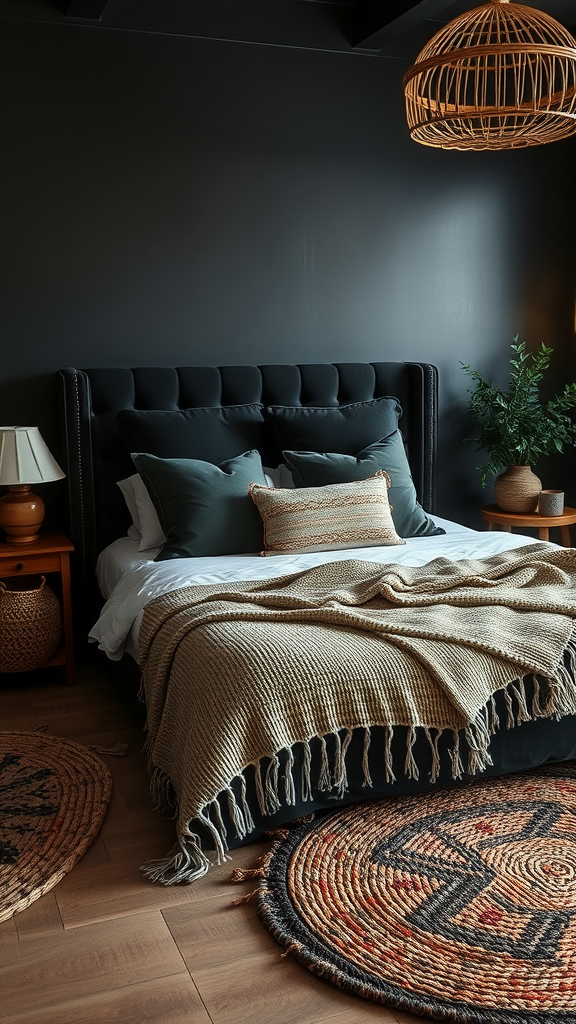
[0,486,45,543]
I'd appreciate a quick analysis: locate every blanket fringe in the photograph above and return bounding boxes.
[238,774,256,833]
[144,644,576,885]
[264,756,281,814]
[301,740,312,802]
[404,726,419,781]
[425,727,442,784]
[254,758,267,816]
[141,834,211,885]
[236,666,575,820]
[384,725,396,784]
[488,696,499,734]
[208,799,229,859]
[510,684,531,724]
[362,726,372,788]
[318,737,331,792]
[551,665,576,718]
[224,786,246,841]
[464,719,493,775]
[531,676,545,718]
[449,731,464,780]
[333,729,353,798]
[503,687,515,728]
[283,746,296,806]
[557,624,576,715]
[149,764,178,817]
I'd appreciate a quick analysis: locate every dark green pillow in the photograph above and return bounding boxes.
[116,404,265,463]
[263,397,402,456]
[132,450,268,560]
[283,431,444,539]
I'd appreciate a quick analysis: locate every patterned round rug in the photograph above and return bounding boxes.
[0,730,113,922]
[253,762,576,1023]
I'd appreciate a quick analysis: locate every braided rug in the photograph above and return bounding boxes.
[248,762,576,1024]
[0,731,113,922]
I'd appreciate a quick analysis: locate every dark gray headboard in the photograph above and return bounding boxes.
[57,361,438,643]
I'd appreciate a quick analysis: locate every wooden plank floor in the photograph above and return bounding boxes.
[0,662,428,1024]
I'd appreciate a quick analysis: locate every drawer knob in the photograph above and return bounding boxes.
[15,563,24,571]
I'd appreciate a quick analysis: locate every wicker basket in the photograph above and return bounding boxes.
[0,575,62,673]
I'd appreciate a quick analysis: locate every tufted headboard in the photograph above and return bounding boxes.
[57,361,438,642]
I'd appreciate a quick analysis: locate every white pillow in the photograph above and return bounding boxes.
[263,463,295,488]
[132,473,167,550]
[117,474,167,551]
[117,475,140,532]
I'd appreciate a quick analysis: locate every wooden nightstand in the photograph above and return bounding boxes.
[481,504,576,547]
[0,530,75,685]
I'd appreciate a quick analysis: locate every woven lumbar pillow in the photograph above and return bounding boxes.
[249,472,404,555]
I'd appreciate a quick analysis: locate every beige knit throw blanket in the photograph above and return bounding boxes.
[138,542,576,884]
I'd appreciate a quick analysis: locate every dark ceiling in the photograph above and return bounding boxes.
[0,0,575,62]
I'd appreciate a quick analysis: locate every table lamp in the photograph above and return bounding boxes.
[0,426,66,543]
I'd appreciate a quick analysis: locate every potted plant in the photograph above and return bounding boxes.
[461,337,576,512]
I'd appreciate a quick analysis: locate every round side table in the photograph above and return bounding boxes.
[481,504,576,546]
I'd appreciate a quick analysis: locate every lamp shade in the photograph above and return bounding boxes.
[0,427,65,485]
[403,0,576,151]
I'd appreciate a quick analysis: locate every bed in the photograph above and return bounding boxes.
[57,362,576,883]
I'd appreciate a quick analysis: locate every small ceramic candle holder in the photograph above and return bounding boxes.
[538,490,564,516]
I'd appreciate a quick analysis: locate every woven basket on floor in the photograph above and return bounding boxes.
[0,575,61,673]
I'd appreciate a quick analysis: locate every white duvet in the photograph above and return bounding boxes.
[90,516,544,661]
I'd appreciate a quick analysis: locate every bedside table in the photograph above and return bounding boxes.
[0,530,75,685]
[481,504,576,547]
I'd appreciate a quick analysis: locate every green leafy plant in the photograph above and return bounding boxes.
[461,337,576,486]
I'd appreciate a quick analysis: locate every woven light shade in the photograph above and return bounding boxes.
[403,0,576,150]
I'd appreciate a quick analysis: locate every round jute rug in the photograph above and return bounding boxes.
[253,762,576,1024]
[0,730,113,922]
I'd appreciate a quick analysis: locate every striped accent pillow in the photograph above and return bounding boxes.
[249,472,404,555]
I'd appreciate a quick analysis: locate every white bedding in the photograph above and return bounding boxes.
[90,516,544,661]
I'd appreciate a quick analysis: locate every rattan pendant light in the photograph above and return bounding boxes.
[403,0,576,150]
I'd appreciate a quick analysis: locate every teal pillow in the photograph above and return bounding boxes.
[283,431,444,539]
[263,397,402,455]
[132,450,268,560]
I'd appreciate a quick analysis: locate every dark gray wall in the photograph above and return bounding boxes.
[1,16,575,531]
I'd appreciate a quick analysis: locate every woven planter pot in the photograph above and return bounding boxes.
[0,575,61,673]
[493,465,542,513]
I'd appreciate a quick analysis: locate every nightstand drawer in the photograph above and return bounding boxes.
[0,553,61,577]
